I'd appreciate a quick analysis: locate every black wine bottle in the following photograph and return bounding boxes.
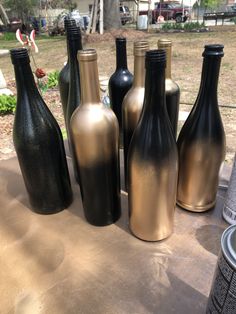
[66,24,82,183]
[58,18,77,119]
[108,37,133,143]
[11,48,73,214]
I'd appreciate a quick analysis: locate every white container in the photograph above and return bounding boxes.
[137,15,148,30]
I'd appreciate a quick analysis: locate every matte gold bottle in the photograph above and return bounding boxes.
[158,39,180,138]
[177,45,225,212]
[70,49,121,226]
[122,41,149,190]
[128,50,178,241]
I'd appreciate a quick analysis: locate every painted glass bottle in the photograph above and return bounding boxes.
[58,18,77,120]
[71,49,121,226]
[108,37,133,144]
[177,44,225,212]
[122,41,149,190]
[158,39,180,138]
[11,48,73,214]
[128,50,178,241]
[66,24,82,183]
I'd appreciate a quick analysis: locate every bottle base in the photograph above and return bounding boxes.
[31,207,65,215]
[129,225,172,242]
[85,212,121,227]
[176,199,216,212]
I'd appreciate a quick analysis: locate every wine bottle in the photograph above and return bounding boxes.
[177,44,226,212]
[128,50,178,241]
[71,49,121,226]
[66,24,82,183]
[158,39,180,138]
[58,18,77,120]
[11,48,73,214]
[108,37,133,144]
[122,40,149,190]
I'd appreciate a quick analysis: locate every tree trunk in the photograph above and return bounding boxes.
[104,0,121,30]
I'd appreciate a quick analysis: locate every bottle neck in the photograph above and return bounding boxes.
[164,46,172,79]
[143,65,166,114]
[198,56,222,101]
[79,58,100,105]
[116,42,128,70]
[68,37,82,63]
[14,61,39,99]
[133,55,146,88]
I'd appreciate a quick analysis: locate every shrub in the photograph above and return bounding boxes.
[0,94,16,115]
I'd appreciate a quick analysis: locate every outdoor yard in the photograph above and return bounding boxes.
[0,26,236,162]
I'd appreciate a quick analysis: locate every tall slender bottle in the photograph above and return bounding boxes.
[11,48,73,214]
[66,24,82,183]
[177,44,225,212]
[158,39,180,138]
[71,49,121,226]
[122,41,149,190]
[128,50,178,241]
[108,37,133,143]
[58,18,77,120]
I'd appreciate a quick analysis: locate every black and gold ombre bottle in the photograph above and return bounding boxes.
[177,45,225,212]
[11,48,73,214]
[158,39,180,138]
[122,41,149,190]
[109,37,133,143]
[128,50,178,241]
[70,49,121,226]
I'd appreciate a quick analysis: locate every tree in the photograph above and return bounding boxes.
[103,0,121,30]
[4,0,38,23]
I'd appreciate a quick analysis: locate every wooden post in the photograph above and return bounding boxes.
[100,0,103,34]
[86,1,95,34]
[92,0,99,33]
[136,0,140,30]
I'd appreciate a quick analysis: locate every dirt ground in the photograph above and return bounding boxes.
[0,27,236,162]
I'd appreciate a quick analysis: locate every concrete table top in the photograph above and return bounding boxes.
[0,149,231,314]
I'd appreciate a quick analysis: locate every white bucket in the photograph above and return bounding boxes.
[137,15,148,30]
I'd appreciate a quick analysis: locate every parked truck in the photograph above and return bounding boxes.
[140,1,189,23]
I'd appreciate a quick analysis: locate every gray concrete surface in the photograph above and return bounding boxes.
[0,149,231,314]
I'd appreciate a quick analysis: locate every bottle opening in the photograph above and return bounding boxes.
[10,48,30,64]
[116,37,126,43]
[145,49,166,68]
[158,39,172,48]
[78,49,97,61]
[134,41,149,56]
[203,44,224,57]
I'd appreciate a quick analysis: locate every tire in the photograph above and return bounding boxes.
[175,15,183,23]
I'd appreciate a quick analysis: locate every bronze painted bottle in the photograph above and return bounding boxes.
[108,37,133,143]
[128,50,178,241]
[122,41,149,190]
[71,49,121,226]
[158,39,180,138]
[11,48,73,214]
[66,24,82,183]
[58,18,77,120]
[177,44,225,212]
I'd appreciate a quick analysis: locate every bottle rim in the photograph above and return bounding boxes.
[10,48,30,64]
[146,49,166,66]
[158,39,172,48]
[203,44,224,57]
[134,41,149,56]
[78,49,97,61]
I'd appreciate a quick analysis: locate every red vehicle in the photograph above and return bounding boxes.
[140,1,189,23]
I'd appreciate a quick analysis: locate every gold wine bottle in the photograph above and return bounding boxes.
[122,41,149,190]
[70,49,121,226]
[128,50,178,241]
[177,45,225,212]
[158,39,180,138]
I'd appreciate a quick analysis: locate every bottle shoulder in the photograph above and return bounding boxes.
[109,69,133,83]
[165,79,180,93]
[123,87,145,110]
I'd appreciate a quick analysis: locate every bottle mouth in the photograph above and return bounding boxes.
[66,25,81,39]
[134,41,149,56]
[64,18,76,29]
[203,44,224,57]
[145,49,166,67]
[78,49,97,62]
[10,48,30,64]
[116,37,126,43]
[158,39,172,48]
